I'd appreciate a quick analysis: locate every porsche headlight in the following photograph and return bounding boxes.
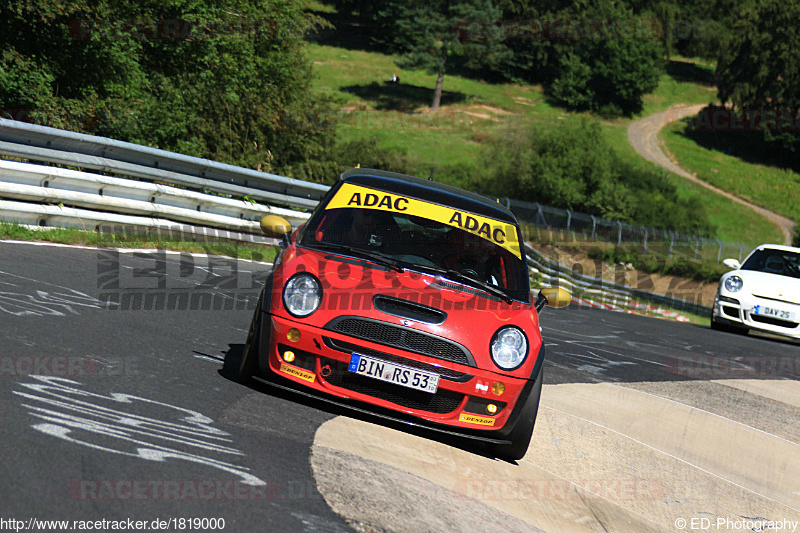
[490,327,528,371]
[724,275,743,293]
[283,273,322,317]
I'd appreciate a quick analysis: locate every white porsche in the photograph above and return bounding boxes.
[711,244,800,338]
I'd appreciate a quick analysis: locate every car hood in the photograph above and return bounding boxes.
[724,270,800,304]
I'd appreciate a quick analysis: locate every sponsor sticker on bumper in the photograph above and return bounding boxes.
[279,363,316,383]
[459,413,496,426]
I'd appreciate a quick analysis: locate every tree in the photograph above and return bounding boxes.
[389,0,509,110]
[544,1,663,116]
[0,0,337,180]
[716,0,800,155]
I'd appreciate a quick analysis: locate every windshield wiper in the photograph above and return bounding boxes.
[308,242,405,272]
[411,264,513,304]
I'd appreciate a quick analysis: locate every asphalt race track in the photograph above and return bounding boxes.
[2,241,799,532]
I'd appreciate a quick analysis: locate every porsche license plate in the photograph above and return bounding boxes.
[753,305,795,321]
[348,353,439,394]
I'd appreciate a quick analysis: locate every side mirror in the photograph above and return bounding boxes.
[535,287,572,312]
[722,258,741,270]
[260,215,292,247]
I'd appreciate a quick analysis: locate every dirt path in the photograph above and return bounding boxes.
[627,104,795,245]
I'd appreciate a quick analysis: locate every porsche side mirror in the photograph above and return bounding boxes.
[722,258,741,270]
[535,287,572,312]
[260,215,292,247]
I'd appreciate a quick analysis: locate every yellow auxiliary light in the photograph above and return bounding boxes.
[283,351,296,363]
[287,328,301,342]
[487,404,498,415]
[491,382,505,396]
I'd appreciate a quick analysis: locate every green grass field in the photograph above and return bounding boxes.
[308,41,789,248]
[662,122,800,230]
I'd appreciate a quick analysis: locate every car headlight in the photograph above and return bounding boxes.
[490,327,528,371]
[283,273,322,317]
[724,275,743,292]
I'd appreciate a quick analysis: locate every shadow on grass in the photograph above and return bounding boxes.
[674,109,800,172]
[341,82,468,112]
[665,59,715,86]
[307,2,390,53]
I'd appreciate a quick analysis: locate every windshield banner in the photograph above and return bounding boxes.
[326,183,521,259]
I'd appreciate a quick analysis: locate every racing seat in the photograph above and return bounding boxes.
[764,256,784,274]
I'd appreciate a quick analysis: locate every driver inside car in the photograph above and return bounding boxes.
[313,208,400,249]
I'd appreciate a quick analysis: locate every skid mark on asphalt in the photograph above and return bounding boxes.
[13,375,266,486]
[311,381,800,532]
[0,288,102,316]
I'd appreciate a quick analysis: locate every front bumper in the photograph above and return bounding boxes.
[258,314,540,435]
[713,293,800,338]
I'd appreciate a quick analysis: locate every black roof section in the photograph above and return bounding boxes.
[339,168,518,224]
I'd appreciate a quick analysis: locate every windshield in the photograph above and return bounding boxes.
[740,249,800,278]
[300,206,530,302]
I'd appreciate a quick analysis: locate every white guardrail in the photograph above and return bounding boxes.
[0,119,709,315]
[0,119,319,242]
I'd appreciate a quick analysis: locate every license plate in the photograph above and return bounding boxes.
[753,305,795,321]
[348,353,439,394]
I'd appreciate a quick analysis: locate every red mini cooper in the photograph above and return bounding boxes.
[239,168,569,460]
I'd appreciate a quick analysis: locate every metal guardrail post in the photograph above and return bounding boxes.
[694,237,700,260]
[738,242,743,262]
[642,226,648,256]
[668,231,674,259]
[590,215,596,242]
[716,239,723,262]
[535,203,546,227]
[617,221,622,247]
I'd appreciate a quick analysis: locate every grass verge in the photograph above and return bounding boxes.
[0,222,278,263]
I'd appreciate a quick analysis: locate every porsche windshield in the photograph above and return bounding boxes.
[741,249,800,278]
[301,206,530,302]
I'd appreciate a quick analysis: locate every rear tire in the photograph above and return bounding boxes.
[489,368,544,462]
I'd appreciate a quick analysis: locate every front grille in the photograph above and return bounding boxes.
[322,357,464,414]
[322,337,473,382]
[373,295,446,324]
[750,314,798,328]
[324,316,473,366]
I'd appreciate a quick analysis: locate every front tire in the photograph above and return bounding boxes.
[489,368,544,462]
[239,294,267,383]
